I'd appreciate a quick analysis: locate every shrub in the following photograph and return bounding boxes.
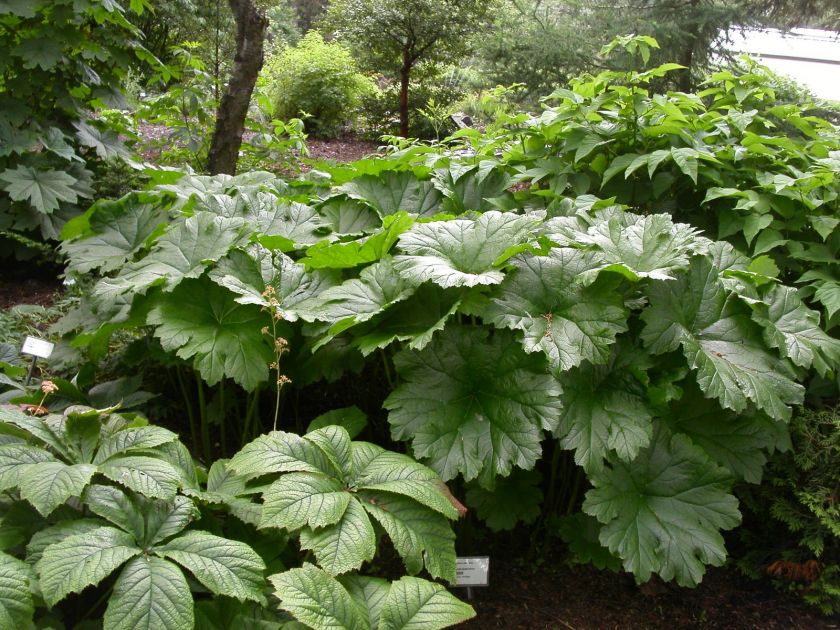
[262,31,375,138]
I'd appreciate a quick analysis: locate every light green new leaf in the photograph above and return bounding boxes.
[361,492,456,582]
[0,552,33,629]
[62,198,169,274]
[103,556,194,630]
[385,326,562,486]
[19,462,96,516]
[750,284,840,376]
[95,212,250,298]
[480,248,627,372]
[0,165,79,213]
[260,472,350,531]
[299,497,376,575]
[156,530,266,604]
[338,171,442,218]
[465,469,542,531]
[574,213,706,282]
[99,455,180,499]
[642,256,803,420]
[379,576,475,630]
[148,277,273,391]
[38,526,140,606]
[229,431,338,478]
[583,425,741,587]
[269,563,367,630]
[393,212,538,288]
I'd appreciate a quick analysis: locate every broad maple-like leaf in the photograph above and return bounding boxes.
[318,197,381,235]
[62,196,168,273]
[573,213,707,282]
[251,199,328,246]
[665,383,790,484]
[480,247,627,372]
[0,165,80,213]
[209,247,338,320]
[393,211,538,288]
[385,325,563,486]
[95,212,250,299]
[148,277,273,390]
[583,424,741,587]
[337,171,442,218]
[555,349,654,474]
[641,256,803,420]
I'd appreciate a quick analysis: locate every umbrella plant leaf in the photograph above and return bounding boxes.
[393,211,538,288]
[583,424,741,587]
[148,277,273,391]
[480,247,627,372]
[385,325,562,486]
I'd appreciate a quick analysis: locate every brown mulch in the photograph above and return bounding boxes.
[306,137,381,164]
[458,558,838,630]
[0,267,62,310]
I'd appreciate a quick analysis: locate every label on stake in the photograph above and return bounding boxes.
[21,336,54,359]
[454,556,489,586]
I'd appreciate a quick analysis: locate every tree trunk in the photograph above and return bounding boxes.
[207,0,267,175]
[399,47,411,137]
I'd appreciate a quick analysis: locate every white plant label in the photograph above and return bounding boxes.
[21,336,54,359]
[454,556,489,586]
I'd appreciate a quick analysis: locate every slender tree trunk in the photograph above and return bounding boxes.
[399,47,411,137]
[207,0,267,175]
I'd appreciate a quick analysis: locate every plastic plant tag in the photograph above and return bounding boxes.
[21,336,54,359]
[454,556,489,586]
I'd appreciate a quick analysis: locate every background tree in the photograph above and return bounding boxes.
[326,0,497,137]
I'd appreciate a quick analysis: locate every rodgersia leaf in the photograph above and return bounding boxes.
[480,247,627,373]
[148,277,273,391]
[260,472,351,531]
[269,563,368,630]
[641,256,803,420]
[155,530,266,604]
[573,213,707,282]
[19,462,97,516]
[339,574,390,628]
[299,497,376,575]
[103,556,193,630]
[229,431,338,478]
[583,424,741,587]
[99,455,180,500]
[0,551,33,629]
[379,576,475,630]
[392,211,538,288]
[385,325,563,486]
[38,526,140,606]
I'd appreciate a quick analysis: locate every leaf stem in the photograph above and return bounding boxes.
[380,348,395,390]
[195,371,210,462]
[175,366,199,455]
[219,378,227,456]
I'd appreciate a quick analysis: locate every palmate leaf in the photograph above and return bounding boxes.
[337,171,442,218]
[38,526,140,607]
[319,197,381,235]
[260,472,351,531]
[749,284,840,376]
[269,563,368,630]
[103,556,193,630]
[209,247,338,320]
[434,164,512,214]
[480,247,627,373]
[94,212,250,299]
[98,455,180,500]
[583,424,741,587]
[0,551,33,629]
[155,530,266,604]
[299,497,376,575]
[392,211,538,288]
[379,576,475,630]
[572,213,707,282]
[641,256,803,420]
[385,325,562,486]
[148,277,274,391]
[0,165,79,213]
[0,443,58,491]
[251,200,328,247]
[465,469,543,531]
[229,431,338,478]
[555,345,654,474]
[339,574,390,628]
[18,462,97,516]
[61,196,169,274]
[665,383,790,484]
